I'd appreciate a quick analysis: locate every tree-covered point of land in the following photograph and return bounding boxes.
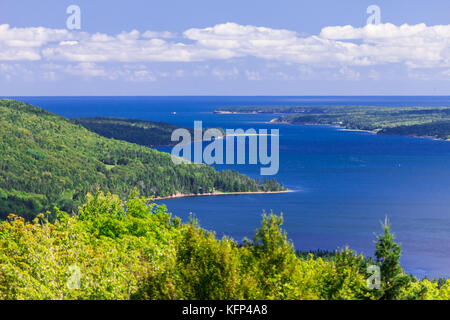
[73,117,226,147]
[275,106,450,134]
[215,105,450,140]
[0,190,448,300]
[72,117,193,147]
[0,99,284,219]
[215,106,314,114]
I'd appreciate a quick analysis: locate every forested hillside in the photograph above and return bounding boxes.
[0,99,284,219]
[379,120,450,140]
[72,117,219,147]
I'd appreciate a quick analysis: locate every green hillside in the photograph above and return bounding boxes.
[72,117,207,147]
[0,99,284,219]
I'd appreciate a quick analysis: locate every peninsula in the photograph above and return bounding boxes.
[215,105,450,141]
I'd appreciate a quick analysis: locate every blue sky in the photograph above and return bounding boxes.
[1,0,450,95]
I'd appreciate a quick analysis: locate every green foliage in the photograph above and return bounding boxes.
[139,223,246,300]
[0,99,284,219]
[0,191,448,300]
[241,213,300,299]
[73,117,226,147]
[380,120,450,140]
[400,278,450,300]
[278,106,450,139]
[73,117,193,147]
[373,217,411,299]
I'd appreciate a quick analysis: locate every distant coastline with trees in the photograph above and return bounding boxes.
[215,105,450,141]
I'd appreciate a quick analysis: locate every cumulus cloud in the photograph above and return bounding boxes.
[320,23,450,41]
[60,62,157,81]
[64,62,109,78]
[0,63,33,81]
[320,23,450,68]
[0,24,73,61]
[142,30,176,39]
[0,24,71,47]
[1,21,450,81]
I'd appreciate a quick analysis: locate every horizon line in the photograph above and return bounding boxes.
[3,95,450,98]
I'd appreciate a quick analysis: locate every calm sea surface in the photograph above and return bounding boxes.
[12,96,450,278]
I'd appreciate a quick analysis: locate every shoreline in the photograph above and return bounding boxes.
[268,119,450,142]
[213,110,449,143]
[335,127,378,134]
[336,126,450,142]
[154,189,294,201]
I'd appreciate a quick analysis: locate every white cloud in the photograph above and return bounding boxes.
[129,69,156,82]
[212,66,239,79]
[59,41,79,46]
[61,62,157,82]
[142,30,176,39]
[0,48,41,61]
[41,71,58,81]
[337,66,360,80]
[319,23,450,68]
[320,23,450,41]
[42,36,196,62]
[1,22,450,82]
[2,22,450,68]
[64,62,109,78]
[0,24,71,47]
[245,70,262,81]
[0,63,33,81]
[0,24,74,61]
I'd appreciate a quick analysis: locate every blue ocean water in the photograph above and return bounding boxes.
[12,96,450,278]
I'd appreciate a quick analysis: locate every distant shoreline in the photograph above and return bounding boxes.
[335,126,450,141]
[154,189,294,200]
[216,106,450,143]
[269,119,450,142]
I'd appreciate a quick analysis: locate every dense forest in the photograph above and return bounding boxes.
[0,190,448,300]
[216,105,450,140]
[0,99,284,219]
[73,117,224,147]
[380,120,450,140]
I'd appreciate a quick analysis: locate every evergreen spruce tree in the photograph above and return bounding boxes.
[374,217,410,299]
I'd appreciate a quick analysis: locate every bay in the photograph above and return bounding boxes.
[13,96,450,278]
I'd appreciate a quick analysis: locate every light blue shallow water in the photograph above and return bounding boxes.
[13,96,450,278]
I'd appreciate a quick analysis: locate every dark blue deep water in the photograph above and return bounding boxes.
[11,96,450,278]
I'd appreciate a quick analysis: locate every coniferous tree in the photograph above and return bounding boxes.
[374,217,410,299]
